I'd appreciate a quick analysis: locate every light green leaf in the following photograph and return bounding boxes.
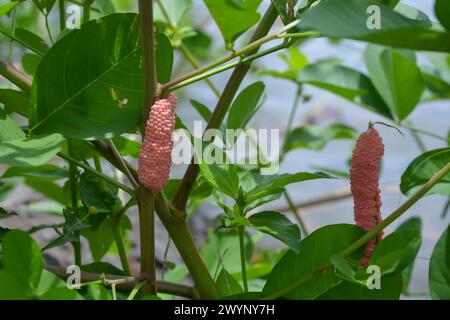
[400,148,450,196]
[365,46,425,120]
[112,136,140,158]
[2,230,43,291]
[429,225,450,300]
[0,108,26,142]
[227,82,265,130]
[203,0,261,44]
[2,165,68,180]
[0,2,19,16]
[284,123,358,153]
[154,0,192,26]
[216,268,243,297]
[0,133,64,167]
[30,14,173,139]
[191,99,212,122]
[36,270,82,300]
[199,163,240,200]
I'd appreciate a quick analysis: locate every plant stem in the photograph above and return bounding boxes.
[106,138,139,190]
[161,18,300,93]
[67,141,81,266]
[44,15,54,44]
[262,162,450,300]
[284,191,309,236]
[238,226,249,292]
[138,0,157,295]
[172,4,279,211]
[82,0,93,24]
[59,0,66,31]
[8,8,16,64]
[57,152,134,195]
[402,123,449,143]
[127,281,146,300]
[281,86,302,153]
[113,220,131,275]
[0,60,32,93]
[0,29,45,56]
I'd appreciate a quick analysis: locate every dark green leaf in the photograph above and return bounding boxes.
[227,82,265,130]
[0,89,30,117]
[30,14,173,139]
[429,225,450,299]
[365,46,425,120]
[191,99,212,122]
[21,53,41,76]
[400,148,450,196]
[81,262,127,276]
[297,62,393,118]
[0,133,63,167]
[284,123,358,152]
[2,165,68,180]
[79,172,121,214]
[15,28,49,55]
[301,0,450,52]
[263,224,365,299]
[270,0,298,24]
[435,0,450,30]
[203,0,261,44]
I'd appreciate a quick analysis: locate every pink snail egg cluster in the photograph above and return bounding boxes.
[349,127,384,266]
[138,93,177,192]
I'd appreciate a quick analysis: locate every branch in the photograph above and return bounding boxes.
[172,4,279,211]
[44,264,197,299]
[138,0,157,295]
[0,60,32,93]
[262,162,450,300]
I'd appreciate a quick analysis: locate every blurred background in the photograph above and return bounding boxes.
[1,0,448,299]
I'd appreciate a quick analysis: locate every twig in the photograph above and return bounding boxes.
[106,139,139,190]
[0,60,32,93]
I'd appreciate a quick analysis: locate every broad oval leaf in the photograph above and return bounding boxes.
[400,148,450,196]
[263,224,365,299]
[429,225,450,300]
[199,163,240,200]
[2,230,43,291]
[365,46,425,121]
[30,13,173,140]
[227,81,265,130]
[0,133,64,167]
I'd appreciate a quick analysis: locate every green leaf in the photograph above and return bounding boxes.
[216,268,243,297]
[25,178,66,205]
[301,0,450,52]
[0,89,30,117]
[245,171,332,204]
[154,0,192,26]
[367,229,421,276]
[284,123,358,153]
[15,28,49,55]
[30,14,173,139]
[2,165,68,180]
[317,273,402,300]
[203,0,261,44]
[365,46,425,120]
[429,225,450,300]
[330,255,358,283]
[227,82,265,130]
[2,230,43,291]
[396,217,422,294]
[0,270,32,299]
[81,262,127,276]
[22,53,41,76]
[0,133,64,167]
[32,0,56,15]
[191,99,212,122]
[248,211,301,252]
[263,224,365,299]
[435,0,450,30]
[400,148,450,196]
[87,283,112,300]
[199,163,240,200]
[36,270,82,300]
[0,108,26,142]
[297,62,393,118]
[0,2,19,16]
[79,172,121,214]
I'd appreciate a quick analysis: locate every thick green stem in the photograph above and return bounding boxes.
[172,4,279,211]
[59,0,66,31]
[138,0,158,295]
[262,162,450,300]
[238,226,248,292]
